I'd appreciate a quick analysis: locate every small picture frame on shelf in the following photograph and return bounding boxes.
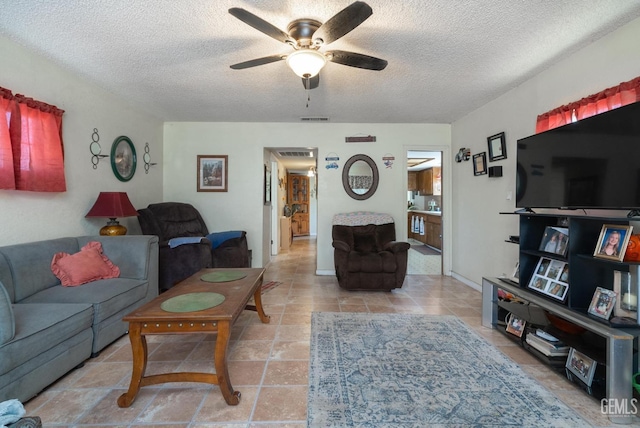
[538,226,569,257]
[593,224,633,262]
[473,152,487,176]
[505,312,526,337]
[528,257,569,301]
[587,287,617,320]
[566,347,597,387]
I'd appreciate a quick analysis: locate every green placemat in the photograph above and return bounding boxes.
[160,292,225,313]
[200,271,247,283]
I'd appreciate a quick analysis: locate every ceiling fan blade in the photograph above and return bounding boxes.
[327,50,387,70]
[229,8,293,44]
[302,74,320,90]
[313,1,373,45]
[230,55,285,70]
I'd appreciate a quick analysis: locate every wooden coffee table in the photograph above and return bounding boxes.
[117,267,269,407]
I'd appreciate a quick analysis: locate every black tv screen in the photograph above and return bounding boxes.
[516,101,640,210]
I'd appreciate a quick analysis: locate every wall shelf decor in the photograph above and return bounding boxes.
[143,142,157,174]
[110,136,137,182]
[89,128,108,169]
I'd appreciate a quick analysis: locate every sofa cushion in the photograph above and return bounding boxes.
[0,302,93,376]
[19,278,148,325]
[0,281,15,344]
[51,241,120,287]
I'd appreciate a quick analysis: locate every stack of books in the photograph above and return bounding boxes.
[525,329,570,357]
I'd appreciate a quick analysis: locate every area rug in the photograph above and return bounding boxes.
[410,244,441,256]
[261,280,282,293]
[308,312,586,427]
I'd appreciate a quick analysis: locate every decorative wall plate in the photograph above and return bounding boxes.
[110,136,136,182]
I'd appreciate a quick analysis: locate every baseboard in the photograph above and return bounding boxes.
[316,270,335,276]
[451,272,482,292]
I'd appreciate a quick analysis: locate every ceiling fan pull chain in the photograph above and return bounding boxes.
[306,91,311,108]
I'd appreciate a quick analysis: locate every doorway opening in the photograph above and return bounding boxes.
[407,150,442,275]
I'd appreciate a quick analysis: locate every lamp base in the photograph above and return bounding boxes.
[100,218,127,236]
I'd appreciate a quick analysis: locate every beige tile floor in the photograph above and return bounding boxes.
[22,236,639,427]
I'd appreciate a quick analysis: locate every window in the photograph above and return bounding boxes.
[0,87,66,192]
[535,76,640,133]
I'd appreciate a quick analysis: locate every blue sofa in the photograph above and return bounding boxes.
[0,235,158,403]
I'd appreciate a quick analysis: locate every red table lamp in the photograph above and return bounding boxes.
[86,192,139,236]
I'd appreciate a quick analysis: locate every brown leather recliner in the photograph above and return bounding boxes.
[332,219,410,291]
[137,202,250,292]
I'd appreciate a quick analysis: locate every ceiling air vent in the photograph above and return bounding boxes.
[277,151,313,158]
[300,117,329,122]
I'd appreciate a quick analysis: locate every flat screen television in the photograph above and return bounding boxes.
[516,101,640,210]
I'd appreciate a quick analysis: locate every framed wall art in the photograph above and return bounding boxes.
[264,164,271,206]
[197,155,228,192]
[594,224,633,262]
[110,136,137,182]
[487,132,507,161]
[473,152,487,176]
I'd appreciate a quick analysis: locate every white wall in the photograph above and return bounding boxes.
[451,17,640,286]
[163,122,451,271]
[0,35,163,245]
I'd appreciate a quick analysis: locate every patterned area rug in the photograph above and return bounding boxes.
[308,313,586,427]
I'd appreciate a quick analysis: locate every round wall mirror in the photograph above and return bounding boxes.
[342,154,379,200]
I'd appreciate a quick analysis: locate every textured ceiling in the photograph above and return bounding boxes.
[2,0,640,125]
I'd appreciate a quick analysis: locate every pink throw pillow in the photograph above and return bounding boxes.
[51,241,120,287]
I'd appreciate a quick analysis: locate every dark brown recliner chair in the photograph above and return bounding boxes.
[332,216,410,291]
[137,202,250,292]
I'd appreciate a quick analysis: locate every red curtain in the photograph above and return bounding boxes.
[0,88,16,189]
[536,76,640,133]
[0,86,66,192]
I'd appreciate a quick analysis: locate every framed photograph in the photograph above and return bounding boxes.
[594,224,633,261]
[473,152,487,176]
[264,164,271,206]
[566,347,597,386]
[505,312,526,337]
[528,257,569,301]
[587,287,617,320]
[538,226,569,257]
[487,132,507,162]
[197,155,228,192]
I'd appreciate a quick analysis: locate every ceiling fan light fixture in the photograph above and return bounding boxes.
[286,49,327,78]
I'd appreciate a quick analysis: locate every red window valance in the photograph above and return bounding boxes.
[535,76,640,133]
[0,86,66,192]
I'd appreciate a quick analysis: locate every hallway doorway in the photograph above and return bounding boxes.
[406,150,442,275]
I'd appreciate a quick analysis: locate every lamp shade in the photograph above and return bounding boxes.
[286,49,327,78]
[86,192,138,218]
[86,192,138,236]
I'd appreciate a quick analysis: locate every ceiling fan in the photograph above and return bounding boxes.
[229,1,388,90]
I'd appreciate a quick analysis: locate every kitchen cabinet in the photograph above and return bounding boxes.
[408,171,418,191]
[408,212,442,250]
[417,167,441,196]
[288,174,309,236]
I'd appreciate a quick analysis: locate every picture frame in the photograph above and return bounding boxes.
[587,286,617,320]
[593,224,633,262]
[566,347,597,386]
[473,152,487,176]
[264,164,271,206]
[197,155,228,192]
[538,226,569,257]
[487,132,507,161]
[505,312,526,337]
[527,257,569,302]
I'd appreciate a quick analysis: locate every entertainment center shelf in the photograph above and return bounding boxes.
[483,277,639,425]
[483,212,640,424]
